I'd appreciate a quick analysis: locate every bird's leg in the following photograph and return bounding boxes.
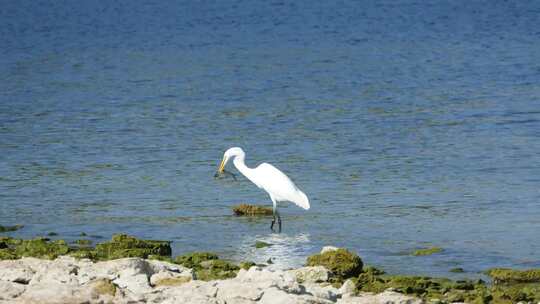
[277,209,282,233]
[270,213,276,231]
[270,201,277,231]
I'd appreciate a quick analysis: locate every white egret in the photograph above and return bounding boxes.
[216,147,310,232]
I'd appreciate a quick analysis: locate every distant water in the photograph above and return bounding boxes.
[1,0,540,278]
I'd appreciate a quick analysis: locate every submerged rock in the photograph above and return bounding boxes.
[449,267,465,273]
[306,248,363,284]
[0,224,24,233]
[411,246,443,256]
[232,204,273,216]
[255,241,272,248]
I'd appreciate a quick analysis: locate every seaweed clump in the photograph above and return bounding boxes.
[411,246,443,256]
[87,234,172,260]
[0,237,69,260]
[306,248,363,283]
[0,224,24,233]
[254,241,272,248]
[0,234,172,261]
[355,269,492,303]
[486,268,540,303]
[232,204,273,216]
[353,266,540,303]
[486,268,540,284]
[174,252,239,281]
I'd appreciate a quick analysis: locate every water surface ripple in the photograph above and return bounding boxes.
[1,0,540,278]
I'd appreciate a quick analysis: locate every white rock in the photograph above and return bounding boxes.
[303,283,339,301]
[216,280,264,301]
[148,259,191,274]
[0,259,35,284]
[150,270,193,286]
[321,246,340,254]
[288,266,330,283]
[259,287,334,304]
[0,280,26,300]
[78,257,154,293]
[16,281,91,304]
[339,278,356,295]
[29,256,80,286]
[337,290,423,304]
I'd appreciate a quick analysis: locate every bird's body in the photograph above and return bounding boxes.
[217,147,310,232]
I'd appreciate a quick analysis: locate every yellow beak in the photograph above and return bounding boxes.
[218,157,226,173]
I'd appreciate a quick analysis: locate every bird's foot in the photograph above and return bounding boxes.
[270,220,275,231]
[278,219,282,233]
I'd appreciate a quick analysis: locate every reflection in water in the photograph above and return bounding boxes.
[234,232,312,270]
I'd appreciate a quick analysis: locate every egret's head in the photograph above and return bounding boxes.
[217,147,245,173]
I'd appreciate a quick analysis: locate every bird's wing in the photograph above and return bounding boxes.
[255,163,310,210]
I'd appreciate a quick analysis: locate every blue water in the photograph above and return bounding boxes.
[2,0,540,278]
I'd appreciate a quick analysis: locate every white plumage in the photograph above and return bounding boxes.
[216,147,310,231]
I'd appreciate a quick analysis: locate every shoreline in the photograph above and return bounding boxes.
[1,234,539,303]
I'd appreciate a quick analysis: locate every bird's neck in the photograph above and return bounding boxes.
[233,156,257,183]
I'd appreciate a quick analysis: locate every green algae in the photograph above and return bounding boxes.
[91,234,171,260]
[74,239,92,246]
[0,237,70,260]
[306,248,363,283]
[0,234,172,261]
[356,272,492,303]
[353,267,540,304]
[153,276,191,286]
[449,267,465,273]
[486,268,540,283]
[255,241,272,248]
[0,224,24,233]
[92,278,116,296]
[239,261,256,270]
[174,252,240,281]
[412,246,443,256]
[174,252,219,268]
[14,238,70,259]
[232,204,273,216]
[196,259,240,281]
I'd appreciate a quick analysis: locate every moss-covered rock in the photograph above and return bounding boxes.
[0,248,18,259]
[174,252,240,281]
[232,204,273,216]
[74,239,92,246]
[239,261,256,270]
[486,268,540,284]
[449,267,465,273]
[255,241,272,248]
[153,276,191,286]
[306,248,363,283]
[196,259,240,281]
[92,234,171,260]
[91,278,116,296]
[0,234,172,262]
[411,247,443,256]
[174,252,219,269]
[13,238,70,259]
[491,283,540,303]
[0,224,24,233]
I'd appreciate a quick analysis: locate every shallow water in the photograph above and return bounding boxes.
[1,0,540,278]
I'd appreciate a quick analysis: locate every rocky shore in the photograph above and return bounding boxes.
[0,255,423,304]
[1,234,539,304]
